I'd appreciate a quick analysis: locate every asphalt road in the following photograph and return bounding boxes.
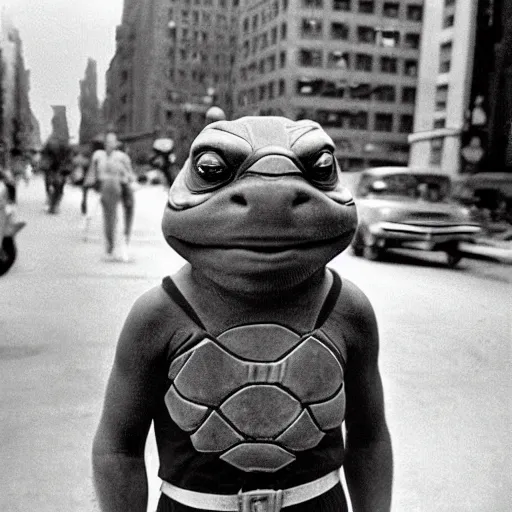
[1,178,510,512]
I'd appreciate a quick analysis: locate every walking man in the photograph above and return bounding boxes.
[89,132,136,261]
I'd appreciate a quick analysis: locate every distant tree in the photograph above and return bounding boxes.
[78,59,101,145]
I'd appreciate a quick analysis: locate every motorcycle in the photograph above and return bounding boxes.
[0,179,25,276]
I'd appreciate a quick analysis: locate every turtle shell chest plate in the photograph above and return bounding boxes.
[165,323,345,473]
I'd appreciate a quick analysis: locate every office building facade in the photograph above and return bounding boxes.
[408,0,511,177]
[104,0,239,164]
[233,0,424,170]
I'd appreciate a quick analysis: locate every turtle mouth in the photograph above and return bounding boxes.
[169,229,356,253]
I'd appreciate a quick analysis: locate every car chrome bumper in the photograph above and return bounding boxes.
[369,221,481,243]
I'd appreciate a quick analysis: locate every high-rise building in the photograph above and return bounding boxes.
[0,7,38,164]
[233,0,424,171]
[104,0,239,164]
[408,0,511,177]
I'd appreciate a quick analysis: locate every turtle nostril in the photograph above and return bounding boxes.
[231,193,248,206]
[292,191,311,207]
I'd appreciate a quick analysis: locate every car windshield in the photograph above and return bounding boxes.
[357,173,451,201]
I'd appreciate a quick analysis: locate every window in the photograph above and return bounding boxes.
[259,84,266,101]
[242,40,250,58]
[333,0,351,10]
[350,83,372,99]
[271,27,278,45]
[407,4,423,21]
[316,110,350,127]
[430,137,444,165]
[383,2,399,18]
[259,59,265,74]
[301,18,323,38]
[443,14,454,28]
[433,118,446,129]
[323,81,347,98]
[252,36,258,54]
[380,56,397,73]
[260,32,269,49]
[435,84,448,110]
[355,53,373,71]
[268,81,275,99]
[327,51,349,69]
[358,0,374,14]
[399,114,414,133]
[243,18,249,33]
[281,22,287,39]
[444,0,455,5]
[404,59,418,76]
[331,22,349,40]
[374,85,396,102]
[282,0,288,10]
[358,26,376,44]
[380,29,400,47]
[374,113,393,132]
[402,86,416,104]
[296,78,324,95]
[280,51,286,67]
[268,54,276,71]
[298,49,323,67]
[404,33,420,49]
[182,10,190,24]
[439,41,452,73]
[349,111,368,130]
[252,14,258,31]
[279,79,286,95]
[302,0,323,7]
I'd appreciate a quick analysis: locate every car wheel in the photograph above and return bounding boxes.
[363,245,382,261]
[446,250,462,268]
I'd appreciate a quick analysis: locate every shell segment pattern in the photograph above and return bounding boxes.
[165,324,345,473]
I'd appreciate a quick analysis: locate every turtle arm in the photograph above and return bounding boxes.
[92,286,174,512]
[339,280,393,512]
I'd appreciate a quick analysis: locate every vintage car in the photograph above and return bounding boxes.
[351,167,482,266]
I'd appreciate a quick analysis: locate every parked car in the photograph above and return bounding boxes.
[452,172,512,227]
[351,167,482,266]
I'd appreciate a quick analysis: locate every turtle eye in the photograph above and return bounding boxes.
[194,151,232,185]
[307,150,337,189]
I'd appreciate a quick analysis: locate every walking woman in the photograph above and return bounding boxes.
[90,132,136,261]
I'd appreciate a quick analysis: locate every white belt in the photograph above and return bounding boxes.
[160,470,340,512]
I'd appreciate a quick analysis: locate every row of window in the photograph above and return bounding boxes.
[238,79,287,105]
[241,22,287,58]
[296,78,417,104]
[169,0,239,9]
[297,108,414,133]
[301,0,423,22]
[240,51,287,80]
[172,10,236,28]
[297,49,418,76]
[242,2,281,33]
[300,20,420,49]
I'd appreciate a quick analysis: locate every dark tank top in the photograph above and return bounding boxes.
[154,272,348,494]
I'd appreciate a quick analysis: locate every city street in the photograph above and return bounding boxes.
[1,177,510,512]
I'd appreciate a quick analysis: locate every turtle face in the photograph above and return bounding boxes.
[162,116,357,294]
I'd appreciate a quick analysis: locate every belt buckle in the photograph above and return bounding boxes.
[238,489,283,512]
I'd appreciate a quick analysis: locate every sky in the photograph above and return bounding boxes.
[3,0,124,143]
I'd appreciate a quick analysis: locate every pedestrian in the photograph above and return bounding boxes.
[92,117,393,512]
[81,139,104,239]
[88,131,136,261]
[40,138,72,214]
